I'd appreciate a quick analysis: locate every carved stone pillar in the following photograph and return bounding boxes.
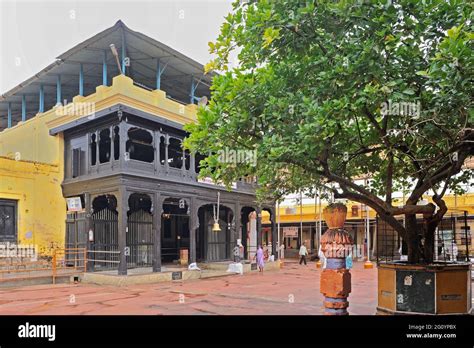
[256,207,262,248]
[270,208,277,259]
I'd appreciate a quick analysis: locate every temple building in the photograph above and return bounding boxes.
[0,20,277,274]
[264,192,474,260]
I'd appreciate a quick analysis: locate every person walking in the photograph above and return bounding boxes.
[254,245,265,272]
[299,242,308,265]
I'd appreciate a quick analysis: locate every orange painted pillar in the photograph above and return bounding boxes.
[319,228,353,315]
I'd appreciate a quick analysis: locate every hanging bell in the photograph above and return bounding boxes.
[212,221,221,232]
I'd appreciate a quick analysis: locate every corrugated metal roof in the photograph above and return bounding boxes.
[0,20,214,129]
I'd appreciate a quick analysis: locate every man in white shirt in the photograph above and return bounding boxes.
[279,243,285,259]
[299,242,308,265]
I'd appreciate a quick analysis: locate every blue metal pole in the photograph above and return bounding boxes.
[121,30,126,75]
[7,102,12,128]
[39,84,44,113]
[156,59,161,90]
[21,95,26,122]
[103,50,108,86]
[190,78,195,104]
[79,64,84,96]
[56,75,61,105]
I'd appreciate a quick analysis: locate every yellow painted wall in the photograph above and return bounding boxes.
[0,156,65,256]
[1,73,472,254]
[262,194,474,224]
[0,74,198,256]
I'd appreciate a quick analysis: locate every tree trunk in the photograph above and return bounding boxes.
[405,214,422,264]
[422,210,444,264]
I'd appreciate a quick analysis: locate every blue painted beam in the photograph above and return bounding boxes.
[155,59,168,90]
[190,78,195,104]
[156,59,161,90]
[79,63,84,96]
[39,84,44,113]
[103,50,108,86]
[7,102,12,128]
[22,95,26,122]
[56,75,61,105]
[121,29,126,75]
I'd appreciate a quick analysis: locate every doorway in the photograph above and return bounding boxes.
[0,199,17,243]
[161,198,189,263]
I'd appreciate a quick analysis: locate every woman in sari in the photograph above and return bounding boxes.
[254,245,265,272]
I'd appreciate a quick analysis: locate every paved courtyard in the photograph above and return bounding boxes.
[0,261,379,315]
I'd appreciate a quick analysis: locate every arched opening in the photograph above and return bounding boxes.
[99,128,111,163]
[197,204,233,262]
[194,152,206,173]
[127,193,153,268]
[126,127,154,163]
[90,194,118,271]
[168,138,183,169]
[161,198,189,263]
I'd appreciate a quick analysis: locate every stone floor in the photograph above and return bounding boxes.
[0,260,384,315]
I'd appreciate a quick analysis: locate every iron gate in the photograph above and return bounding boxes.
[65,212,87,267]
[126,209,154,268]
[91,207,119,271]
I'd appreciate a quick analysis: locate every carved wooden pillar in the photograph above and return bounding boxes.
[235,202,241,242]
[164,135,169,174]
[153,131,160,174]
[189,197,199,264]
[181,145,186,177]
[117,187,130,275]
[109,125,114,169]
[95,130,99,173]
[152,193,164,272]
[119,121,129,169]
[190,152,196,179]
[84,192,94,272]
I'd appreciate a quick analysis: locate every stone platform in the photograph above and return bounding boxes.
[81,260,281,286]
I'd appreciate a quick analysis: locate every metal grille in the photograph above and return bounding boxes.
[65,212,87,267]
[376,217,403,263]
[436,212,471,262]
[207,221,230,261]
[126,209,154,268]
[376,211,470,264]
[90,208,119,271]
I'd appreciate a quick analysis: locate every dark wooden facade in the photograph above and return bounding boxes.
[56,104,276,275]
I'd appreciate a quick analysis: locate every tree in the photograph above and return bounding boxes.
[184,0,474,264]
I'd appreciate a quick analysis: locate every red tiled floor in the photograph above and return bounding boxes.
[0,261,378,315]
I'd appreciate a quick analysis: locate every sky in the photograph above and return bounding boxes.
[0,0,234,94]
